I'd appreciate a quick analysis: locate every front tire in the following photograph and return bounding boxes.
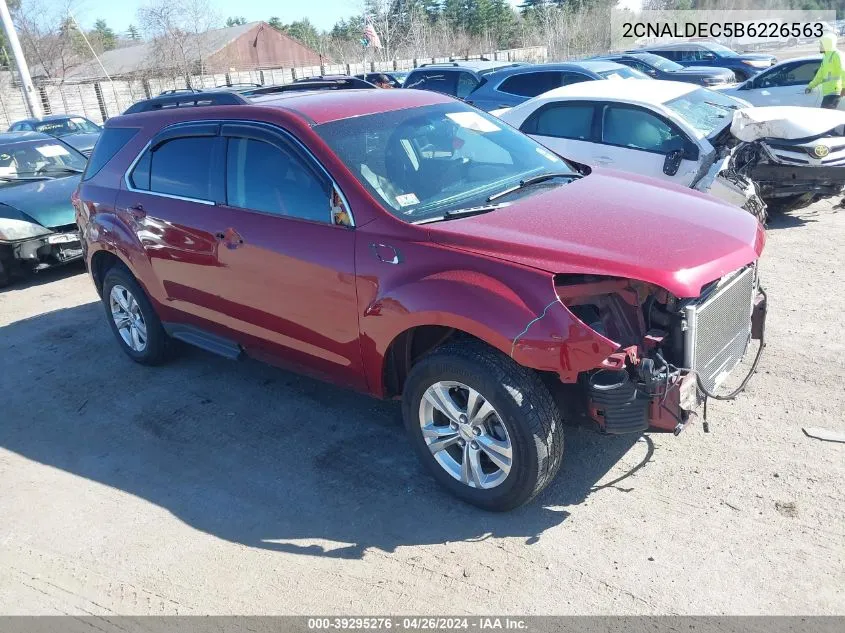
[402,340,564,511]
[102,265,170,365]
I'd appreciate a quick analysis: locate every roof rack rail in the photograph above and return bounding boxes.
[123,91,249,114]
[158,88,204,95]
[241,77,376,95]
[418,62,460,68]
[216,82,262,88]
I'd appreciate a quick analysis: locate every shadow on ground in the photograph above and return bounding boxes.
[1,301,652,559]
[0,260,86,294]
[765,205,829,230]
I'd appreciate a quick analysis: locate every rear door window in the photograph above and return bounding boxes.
[456,72,480,99]
[561,72,591,86]
[522,103,596,140]
[498,71,562,97]
[405,70,458,95]
[131,136,219,201]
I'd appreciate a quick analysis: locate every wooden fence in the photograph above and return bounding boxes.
[0,46,548,128]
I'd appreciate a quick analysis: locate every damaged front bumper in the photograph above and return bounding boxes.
[586,285,767,435]
[0,230,83,277]
[747,162,845,199]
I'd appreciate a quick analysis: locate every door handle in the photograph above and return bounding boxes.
[128,203,145,219]
[594,156,613,165]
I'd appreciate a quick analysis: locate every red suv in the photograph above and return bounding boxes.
[74,89,767,510]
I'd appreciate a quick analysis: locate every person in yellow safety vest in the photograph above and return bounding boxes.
[806,32,845,109]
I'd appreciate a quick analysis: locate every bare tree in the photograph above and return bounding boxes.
[137,0,220,84]
[16,0,85,81]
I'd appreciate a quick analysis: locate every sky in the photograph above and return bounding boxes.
[68,0,523,34]
[68,0,641,40]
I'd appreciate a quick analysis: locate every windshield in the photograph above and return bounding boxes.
[637,53,683,71]
[665,88,744,136]
[703,43,738,57]
[0,139,87,181]
[34,117,101,137]
[598,66,648,80]
[315,103,575,221]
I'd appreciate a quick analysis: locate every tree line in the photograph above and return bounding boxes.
[5,0,844,81]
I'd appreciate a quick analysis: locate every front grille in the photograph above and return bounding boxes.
[683,266,755,392]
[50,223,79,233]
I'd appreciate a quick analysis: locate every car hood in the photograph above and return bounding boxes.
[0,175,80,229]
[736,53,777,62]
[426,170,764,298]
[58,132,99,154]
[669,66,734,77]
[731,106,845,141]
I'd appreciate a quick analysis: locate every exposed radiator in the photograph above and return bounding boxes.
[683,265,755,393]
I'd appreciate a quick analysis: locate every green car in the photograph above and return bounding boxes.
[0,132,87,287]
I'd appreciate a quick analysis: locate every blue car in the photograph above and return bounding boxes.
[632,41,776,81]
[461,61,648,111]
[8,113,102,157]
[0,132,86,286]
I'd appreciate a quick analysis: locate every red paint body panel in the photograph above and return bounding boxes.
[75,92,765,416]
[427,168,766,299]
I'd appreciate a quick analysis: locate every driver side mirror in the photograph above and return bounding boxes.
[701,52,716,61]
[663,149,684,176]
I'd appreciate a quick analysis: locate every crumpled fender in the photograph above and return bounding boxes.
[358,262,619,394]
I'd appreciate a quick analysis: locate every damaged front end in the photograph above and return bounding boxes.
[693,152,767,223]
[728,107,845,208]
[556,267,767,435]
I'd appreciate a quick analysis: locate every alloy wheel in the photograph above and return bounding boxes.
[109,284,148,352]
[418,381,513,489]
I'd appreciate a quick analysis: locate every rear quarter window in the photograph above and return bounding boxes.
[82,127,139,181]
[498,72,562,97]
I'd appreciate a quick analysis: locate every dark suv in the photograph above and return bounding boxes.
[402,61,523,99]
[74,89,766,510]
[633,42,776,81]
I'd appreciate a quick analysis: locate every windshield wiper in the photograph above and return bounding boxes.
[413,203,509,225]
[486,172,581,202]
[0,175,50,182]
[41,167,84,174]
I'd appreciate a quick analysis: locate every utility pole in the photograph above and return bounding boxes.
[0,0,41,118]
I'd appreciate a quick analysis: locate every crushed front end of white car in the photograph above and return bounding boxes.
[727,106,845,209]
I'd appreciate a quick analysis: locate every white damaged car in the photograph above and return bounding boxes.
[495,79,845,218]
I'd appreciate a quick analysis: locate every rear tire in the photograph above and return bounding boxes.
[402,340,564,511]
[101,265,171,365]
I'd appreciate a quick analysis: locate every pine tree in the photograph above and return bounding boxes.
[93,19,117,51]
[226,16,247,27]
[126,24,141,41]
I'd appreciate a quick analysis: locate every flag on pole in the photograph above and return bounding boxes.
[362,20,382,49]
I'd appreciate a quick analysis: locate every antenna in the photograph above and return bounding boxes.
[68,11,121,114]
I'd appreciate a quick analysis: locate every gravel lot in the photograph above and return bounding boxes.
[0,200,843,616]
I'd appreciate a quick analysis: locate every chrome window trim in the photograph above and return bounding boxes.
[123,120,355,225]
[123,139,216,206]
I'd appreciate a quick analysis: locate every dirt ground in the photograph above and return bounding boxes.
[0,200,843,616]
